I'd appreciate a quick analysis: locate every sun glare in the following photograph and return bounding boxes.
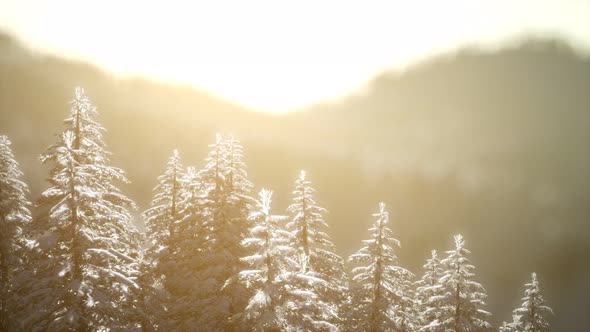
[1,0,589,112]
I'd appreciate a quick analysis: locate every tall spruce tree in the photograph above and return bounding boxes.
[193,134,254,330]
[165,165,209,330]
[348,203,415,332]
[0,135,32,331]
[143,149,185,286]
[395,266,420,332]
[143,149,184,249]
[136,250,163,332]
[285,170,346,331]
[227,189,296,331]
[22,88,141,330]
[436,234,491,332]
[143,149,186,329]
[511,273,553,332]
[223,136,255,325]
[416,250,445,331]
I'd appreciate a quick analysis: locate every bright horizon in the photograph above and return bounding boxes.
[1,0,589,112]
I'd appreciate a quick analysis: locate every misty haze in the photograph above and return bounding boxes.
[1,1,589,331]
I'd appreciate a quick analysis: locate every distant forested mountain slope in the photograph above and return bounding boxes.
[1,31,588,329]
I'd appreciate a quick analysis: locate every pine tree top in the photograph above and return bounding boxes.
[513,272,553,331]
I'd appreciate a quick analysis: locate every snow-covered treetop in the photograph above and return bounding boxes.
[149,149,183,202]
[348,201,405,283]
[43,130,120,237]
[225,136,253,195]
[176,165,204,224]
[347,202,416,331]
[246,189,290,259]
[513,272,553,332]
[0,135,24,182]
[0,135,31,221]
[426,249,440,273]
[452,234,465,253]
[42,87,108,166]
[0,134,31,256]
[349,202,401,267]
[235,188,292,290]
[39,88,134,218]
[253,189,272,217]
[37,87,136,212]
[287,170,332,263]
[374,202,389,230]
[436,234,491,331]
[418,249,443,288]
[200,134,226,193]
[415,248,445,330]
[442,234,475,278]
[230,190,293,331]
[24,88,142,331]
[144,149,185,246]
[440,234,481,291]
[199,134,253,199]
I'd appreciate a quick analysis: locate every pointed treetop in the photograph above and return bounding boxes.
[258,189,273,216]
[0,135,24,178]
[374,202,388,225]
[162,149,183,177]
[298,170,306,181]
[70,86,96,118]
[75,86,84,100]
[454,234,464,249]
[0,133,31,224]
[293,170,314,196]
[511,272,553,332]
[167,149,182,166]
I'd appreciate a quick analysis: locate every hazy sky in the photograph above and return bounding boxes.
[1,0,589,112]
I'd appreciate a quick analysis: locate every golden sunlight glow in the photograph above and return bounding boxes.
[1,0,589,112]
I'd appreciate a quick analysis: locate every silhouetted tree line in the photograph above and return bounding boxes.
[0,89,553,331]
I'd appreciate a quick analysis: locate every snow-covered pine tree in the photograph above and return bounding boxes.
[164,166,209,330]
[436,234,492,332]
[143,149,185,286]
[511,273,553,332]
[135,251,164,332]
[285,170,346,331]
[225,136,254,200]
[499,314,522,332]
[222,136,255,322]
[193,134,254,330]
[394,264,420,332]
[0,135,32,331]
[348,202,416,332]
[22,88,141,331]
[228,189,295,331]
[415,250,445,331]
[173,134,252,331]
[142,149,186,328]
